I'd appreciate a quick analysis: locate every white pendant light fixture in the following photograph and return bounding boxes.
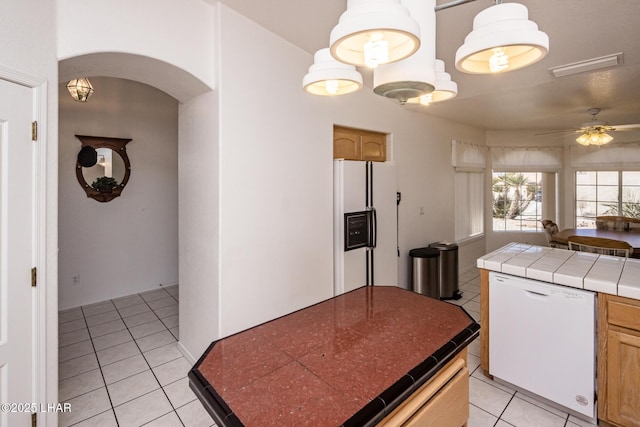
[406,59,458,105]
[329,0,421,68]
[455,2,549,74]
[373,0,436,104]
[303,48,363,96]
[66,77,95,102]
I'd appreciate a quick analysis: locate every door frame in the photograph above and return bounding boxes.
[0,64,49,424]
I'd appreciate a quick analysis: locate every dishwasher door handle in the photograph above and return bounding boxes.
[524,289,549,299]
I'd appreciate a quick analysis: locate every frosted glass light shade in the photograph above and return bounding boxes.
[303,48,363,96]
[330,0,421,68]
[406,59,457,105]
[576,130,614,146]
[455,3,549,74]
[66,77,95,102]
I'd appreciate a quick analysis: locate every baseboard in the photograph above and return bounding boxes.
[160,281,179,288]
[459,263,478,277]
[177,341,196,364]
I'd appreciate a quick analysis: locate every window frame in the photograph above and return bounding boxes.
[575,170,640,227]
[491,171,544,232]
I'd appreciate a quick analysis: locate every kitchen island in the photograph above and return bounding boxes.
[189,286,479,427]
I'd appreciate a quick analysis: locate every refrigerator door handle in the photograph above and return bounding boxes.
[369,208,377,248]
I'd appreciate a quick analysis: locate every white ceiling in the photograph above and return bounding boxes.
[217,0,640,133]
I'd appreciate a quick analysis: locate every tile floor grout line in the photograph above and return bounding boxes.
[89,297,122,427]
[60,289,186,426]
[110,291,183,426]
[63,305,120,427]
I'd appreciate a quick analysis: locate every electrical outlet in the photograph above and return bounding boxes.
[72,274,80,285]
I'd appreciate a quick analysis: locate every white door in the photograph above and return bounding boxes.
[0,78,35,426]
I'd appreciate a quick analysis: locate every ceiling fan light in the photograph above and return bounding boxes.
[455,3,549,74]
[66,77,95,102]
[330,0,421,67]
[576,133,590,146]
[600,132,614,144]
[576,128,614,146]
[303,48,363,96]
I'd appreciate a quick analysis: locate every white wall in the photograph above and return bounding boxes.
[178,88,220,361]
[213,5,487,343]
[216,6,335,339]
[58,77,179,309]
[57,0,216,99]
[1,0,59,422]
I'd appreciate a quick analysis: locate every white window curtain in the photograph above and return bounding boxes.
[451,140,485,241]
[451,140,487,172]
[570,142,640,169]
[491,146,562,172]
[455,172,484,241]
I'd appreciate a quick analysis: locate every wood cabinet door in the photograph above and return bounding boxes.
[333,126,387,161]
[361,133,386,162]
[607,328,640,427]
[377,355,468,427]
[333,129,361,160]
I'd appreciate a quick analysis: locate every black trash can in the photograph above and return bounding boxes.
[409,247,440,299]
[428,241,462,300]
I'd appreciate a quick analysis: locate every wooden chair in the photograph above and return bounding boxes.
[541,220,568,249]
[595,216,640,230]
[567,235,633,258]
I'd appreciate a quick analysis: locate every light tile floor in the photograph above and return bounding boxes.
[58,275,596,427]
[58,285,215,427]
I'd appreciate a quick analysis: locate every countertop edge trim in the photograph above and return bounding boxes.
[342,321,480,427]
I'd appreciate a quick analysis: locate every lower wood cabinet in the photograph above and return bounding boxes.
[599,293,640,427]
[378,349,469,427]
[479,270,640,427]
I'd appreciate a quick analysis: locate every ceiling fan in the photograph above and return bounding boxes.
[538,108,640,146]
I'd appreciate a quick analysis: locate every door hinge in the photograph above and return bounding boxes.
[31,267,37,287]
[31,121,37,141]
[31,412,36,427]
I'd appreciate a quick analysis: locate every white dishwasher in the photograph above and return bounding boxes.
[489,272,596,421]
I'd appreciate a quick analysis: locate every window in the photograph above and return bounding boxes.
[492,172,543,231]
[454,172,484,241]
[575,171,640,228]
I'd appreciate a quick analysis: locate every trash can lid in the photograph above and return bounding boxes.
[429,241,458,250]
[409,247,440,258]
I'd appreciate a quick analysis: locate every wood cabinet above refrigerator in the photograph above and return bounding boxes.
[334,126,386,162]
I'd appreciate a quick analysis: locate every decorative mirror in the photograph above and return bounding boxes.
[75,135,132,202]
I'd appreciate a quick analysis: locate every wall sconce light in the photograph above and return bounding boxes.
[66,78,95,102]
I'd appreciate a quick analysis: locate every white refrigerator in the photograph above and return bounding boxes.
[333,159,398,296]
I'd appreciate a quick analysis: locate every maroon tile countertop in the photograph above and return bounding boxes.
[189,286,479,427]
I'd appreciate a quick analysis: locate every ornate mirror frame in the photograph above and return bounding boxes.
[75,135,132,203]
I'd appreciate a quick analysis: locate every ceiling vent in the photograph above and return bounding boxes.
[548,52,624,78]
